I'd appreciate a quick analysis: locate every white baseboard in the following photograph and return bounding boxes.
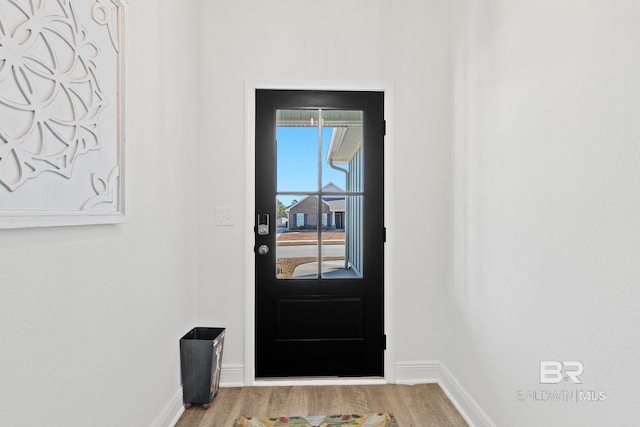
[394,360,440,384]
[150,387,184,427]
[437,363,496,427]
[392,360,496,427]
[220,363,245,387]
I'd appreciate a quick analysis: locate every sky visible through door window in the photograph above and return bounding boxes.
[276,127,346,207]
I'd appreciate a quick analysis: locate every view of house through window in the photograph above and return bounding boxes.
[275,109,364,279]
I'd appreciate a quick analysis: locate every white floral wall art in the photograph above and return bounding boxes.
[0,0,126,228]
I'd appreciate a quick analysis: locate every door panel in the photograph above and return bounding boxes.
[276,296,364,340]
[255,90,384,377]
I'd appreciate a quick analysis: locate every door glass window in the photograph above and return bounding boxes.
[275,109,364,279]
[276,110,319,193]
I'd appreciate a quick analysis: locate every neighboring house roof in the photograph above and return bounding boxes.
[285,196,329,213]
[322,182,343,193]
[285,183,345,213]
[326,199,345,212]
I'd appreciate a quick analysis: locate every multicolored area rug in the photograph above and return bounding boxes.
[233,413,399,427]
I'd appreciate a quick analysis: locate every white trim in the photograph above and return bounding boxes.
[244,82,256,386]
[381,83,396,384]
[438,363,497,427]
[253,378,387,387]
[394,361,440,384]
[390,361,496,427]
[244,81,395,385]
[0,213,126,229]
[150,387,184,427]
[220,363,245,387]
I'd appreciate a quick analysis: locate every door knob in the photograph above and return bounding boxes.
[257,245,269,255]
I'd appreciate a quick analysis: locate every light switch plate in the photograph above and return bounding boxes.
[215,207,234,226]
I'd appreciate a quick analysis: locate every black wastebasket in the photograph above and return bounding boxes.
[180,327,225,409]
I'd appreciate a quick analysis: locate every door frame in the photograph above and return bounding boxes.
[244,81,395,385]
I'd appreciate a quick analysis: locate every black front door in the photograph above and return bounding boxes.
[255,90,385,377]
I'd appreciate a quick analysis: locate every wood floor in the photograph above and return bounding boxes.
[175,384,468,427]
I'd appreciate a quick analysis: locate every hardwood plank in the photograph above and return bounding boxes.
[175,384,468,427]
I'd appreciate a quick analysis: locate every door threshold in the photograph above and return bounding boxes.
[252,377,387,387]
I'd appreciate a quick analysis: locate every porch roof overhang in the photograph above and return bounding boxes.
[326,127,362,165]
[275,110,363,165]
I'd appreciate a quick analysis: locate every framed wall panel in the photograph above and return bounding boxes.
[0,0,126,228]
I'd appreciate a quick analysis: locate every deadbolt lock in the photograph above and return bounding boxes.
[257,214,269,236]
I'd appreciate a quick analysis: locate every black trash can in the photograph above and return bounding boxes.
[180,327,225,409]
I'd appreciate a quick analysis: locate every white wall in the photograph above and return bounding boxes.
[447,0,640,425]
[196,0,451,379]
[7,1,638,425]
[0,1,199,425]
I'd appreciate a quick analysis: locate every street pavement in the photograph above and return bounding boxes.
[276,244,345,258]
